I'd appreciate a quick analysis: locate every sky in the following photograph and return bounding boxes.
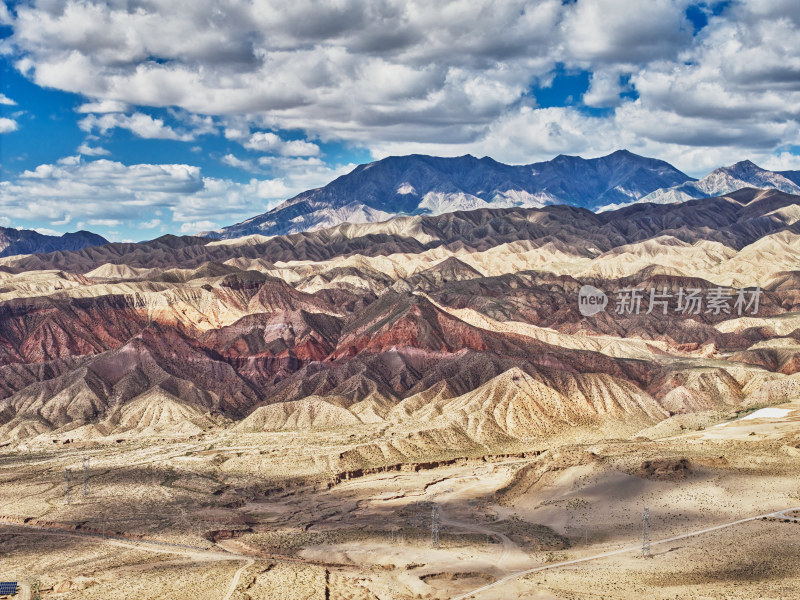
[2,0,800,241]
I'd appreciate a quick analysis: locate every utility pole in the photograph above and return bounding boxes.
[430,503,440,548]
[64,469,73,505]
[641,507,651,558]
[82,457,89,500]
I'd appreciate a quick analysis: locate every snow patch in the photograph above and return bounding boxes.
[417,192,491,214]
[740,407,793,421]
[491,189,553,208]
[396,183,416,195]
[714,407,794,427]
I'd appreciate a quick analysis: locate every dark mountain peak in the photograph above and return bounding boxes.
[0,227,109,259]
[147,234,209,248]
[421,256,482,279]
[207,151,693,240]
[551,153,584,163]
[722,159,764,174]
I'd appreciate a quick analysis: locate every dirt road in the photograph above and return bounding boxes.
[0,522,252,600]
[450,506,800,600]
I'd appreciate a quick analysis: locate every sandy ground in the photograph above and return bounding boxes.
[2,402,800,598]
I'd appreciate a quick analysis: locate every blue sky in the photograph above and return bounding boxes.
[1,0,800,241]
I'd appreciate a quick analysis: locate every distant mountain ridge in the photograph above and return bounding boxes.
[633,160,800,207]
[205,150,693,239]
[0,227,108,259]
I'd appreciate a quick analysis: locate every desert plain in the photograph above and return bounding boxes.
[4,402,800,599]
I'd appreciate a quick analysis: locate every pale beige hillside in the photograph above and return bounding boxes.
[718,230,800,285]
[237,397,362,431]
[84,263,160,279]
[580,236,736,281]
[388,367,668,443]
[417,291,684,359]
[715,312,800,335]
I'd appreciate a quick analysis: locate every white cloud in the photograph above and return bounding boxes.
[171,110,218,137]
[5,0,563,144]
[256,156,354,191]
[0,94,17,106]
[77,143,110,156]
[222,153,258,171]
[371,106,618,165]
[224,126,250,141]
[0,118,18,133]
[0,158,204,225]
[76,99,128,113]
[180,220,219,235]
[562,0,692,64]
[0,155,355,231]
[33,227,62,237]
[583,70,626,108]
[244,132,320,156]
[759,151,800,172]
[2,0,800,191]
[0,216,11,227]
[78,112,195,141]
[88,218,122,227]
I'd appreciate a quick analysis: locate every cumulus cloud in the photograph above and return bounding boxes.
[77,143,110,156]
[1,158,203,225]
[33,227,62,237]
[180,220,220,235]
[222,154,258,171]
[583,70,627,108]
[0,118,18,133]
[78,112,195,141]
[51,215,71,226]
[0,94,17,106]
[562,0,693,64]
[76,99,127,113]
[0,155,355,230]
[2,0,800,197]
[244,132,319,156]
[5,0,562,143]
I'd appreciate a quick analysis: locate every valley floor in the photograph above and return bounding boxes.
[3,401,800,599]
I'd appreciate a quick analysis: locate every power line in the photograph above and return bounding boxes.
[64,469,73,505]
[431,503,440,548]
[82,457,90,500]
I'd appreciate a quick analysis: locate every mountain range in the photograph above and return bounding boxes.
[205,151,800,240]
[3,152,796,256]
[0,227,107,259]
[635,160,800,207]
[1,188,799,453]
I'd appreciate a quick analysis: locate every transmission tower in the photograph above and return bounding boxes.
[641,507,651,558]
[82,457,90,500]
[430,503,440,548]
[64,469,73,505]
